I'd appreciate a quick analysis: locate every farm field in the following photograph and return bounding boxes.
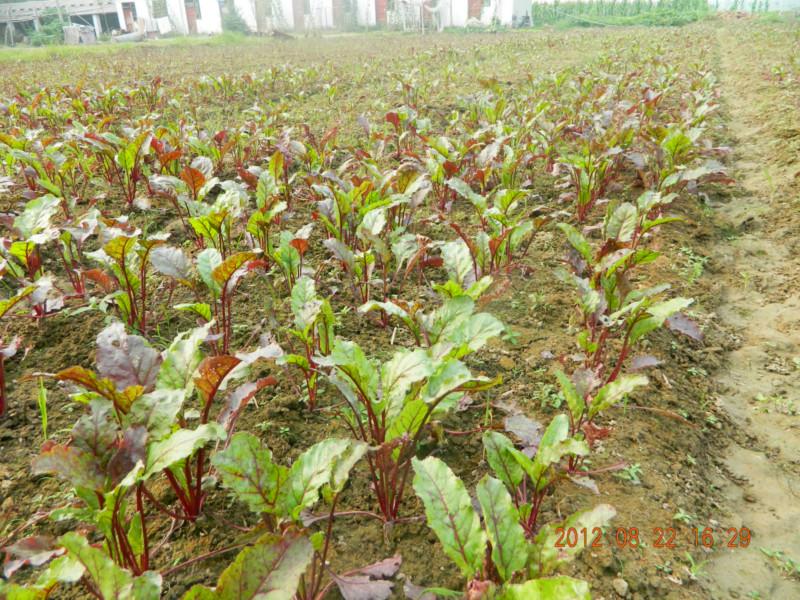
[0,18,799,600]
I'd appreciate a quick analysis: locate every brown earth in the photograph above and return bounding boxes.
[1,19,799,600]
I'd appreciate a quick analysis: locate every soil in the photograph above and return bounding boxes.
[703,23,800,600]
[1,18,799,600]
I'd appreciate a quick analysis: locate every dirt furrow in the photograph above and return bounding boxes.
[706,24,800,600]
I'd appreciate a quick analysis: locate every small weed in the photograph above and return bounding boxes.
[684,552,707,580]
[616,464,643,485]
[673,509,696,525]
[755,393,798,416]
[760,548,800,579]
[679,246,709,285]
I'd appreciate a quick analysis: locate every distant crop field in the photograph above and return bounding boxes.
[0,17,799,600]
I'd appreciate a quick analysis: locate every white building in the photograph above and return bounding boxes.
[115,0,222,35]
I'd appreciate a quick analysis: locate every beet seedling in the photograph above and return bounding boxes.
[412,454,615,598]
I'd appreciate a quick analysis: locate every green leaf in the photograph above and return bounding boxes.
[290,276,322,331]
[276,439,361,521]
[482,431,524,491]
[386,398,428,453]
[59,532,162,599]
[531,505,616,577]
[628,297,693,345]
[0,286,34,320]
[555,370,584,425]
[174,302,213,322]
[196,248,223,297]
[212,432,286,514]
[157,323,212,392]
[143,423,224,479]
[182,533,313,600]
[14,195,60,239]
[497,576,591,600]
[508,415,588,492]
[605,202,638,243]
[588,375,648,419]
[380,348,432,419]
[556,223,592,264]
[476,476,527,582]
[326,340,379,404]
[411,456,486,578]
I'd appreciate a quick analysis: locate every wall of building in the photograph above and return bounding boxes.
[196,0,222,32]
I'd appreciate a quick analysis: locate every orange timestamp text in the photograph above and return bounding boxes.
[554,526,751,550]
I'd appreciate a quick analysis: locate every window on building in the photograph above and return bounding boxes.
[152,0,168,18]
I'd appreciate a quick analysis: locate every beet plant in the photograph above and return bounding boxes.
[185,434,397,600]
[277,276,335,410]
[482,414,589,538]
[411,455,615,598]
[318,314,503,520]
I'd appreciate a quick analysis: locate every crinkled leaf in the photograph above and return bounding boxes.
[212,432,286,514]
[96,322,161,392]
[277,438,361,521]
[182,533,312,600]
[143,423,224,478]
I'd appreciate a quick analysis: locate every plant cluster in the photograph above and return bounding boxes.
[0,32,722,600]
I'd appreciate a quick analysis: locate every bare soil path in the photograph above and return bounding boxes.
[706,23,800,600]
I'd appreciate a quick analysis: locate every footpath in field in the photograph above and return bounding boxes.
[706,25,800,599]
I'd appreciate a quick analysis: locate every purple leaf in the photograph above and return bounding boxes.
[403,579,436,600]
[334,575,393,600]
[2,536,63,578]
[96,322,161,392]
[665,313,703,342]
[569,475,600,495]
[356,555,402,579]
[630,355,663,371]
[571,368,601,398]
[503,415,542,448]
[107,426,148,486]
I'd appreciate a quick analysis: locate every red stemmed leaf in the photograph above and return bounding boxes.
[84,268,118,293]
[107,426,148,487]
[290,238,309,256]
[219,377,278,433]
[54,366,142,413]
[385,112,400,129]
[211,251,257,290]
[581,422,612,448]
[195,355,242,406]
[180,166,206,196]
